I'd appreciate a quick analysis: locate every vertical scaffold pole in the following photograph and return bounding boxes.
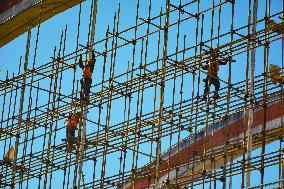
[77,1,98,188]
[281,1,284,187]
[246,0,258,188]
[155,0,170,187]
[11,26,31,188]
[90,0,98,46]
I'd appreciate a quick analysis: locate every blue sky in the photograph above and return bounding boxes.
[0,0,284,188]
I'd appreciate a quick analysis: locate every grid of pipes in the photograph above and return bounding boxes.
[0,0,284,188]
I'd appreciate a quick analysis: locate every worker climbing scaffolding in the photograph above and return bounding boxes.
[79,50,96,103]
[202,49,232,100]
[76,49,95,188]
[64,112,80,151]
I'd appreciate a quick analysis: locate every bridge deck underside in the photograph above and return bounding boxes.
[0,0,84,47]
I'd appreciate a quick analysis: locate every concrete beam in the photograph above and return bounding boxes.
[0,0,84,47]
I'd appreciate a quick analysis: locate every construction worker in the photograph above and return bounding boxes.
[65,113,80,142]
[269,64,283,84]
[79,51,96,103]
[267,19,284,34]
[0,146,15,166]
[202,49,230,100]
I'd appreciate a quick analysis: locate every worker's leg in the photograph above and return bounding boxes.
[69,130,75,148]
[84,78,92,100]
[67,130,75,140]
[66,130,75,151]
[66,130,71,151]
[211,76,220,99]
[70,130,75,139]
[66,128,70,141]
[80,79,85,99]
[203,75,210,98]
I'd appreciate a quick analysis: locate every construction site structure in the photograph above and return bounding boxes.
[0,0,284,189]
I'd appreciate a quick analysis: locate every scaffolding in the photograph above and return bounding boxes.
[0,0,284,188]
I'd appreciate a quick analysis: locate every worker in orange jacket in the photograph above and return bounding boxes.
[65,113,80,141]
[79,51,96,102]
[202,49,230,100]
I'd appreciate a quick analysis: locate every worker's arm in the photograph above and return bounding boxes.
[78,55,84,69]
[90,62,96,72]
[91,51,96,63]
[90,52,96,72]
